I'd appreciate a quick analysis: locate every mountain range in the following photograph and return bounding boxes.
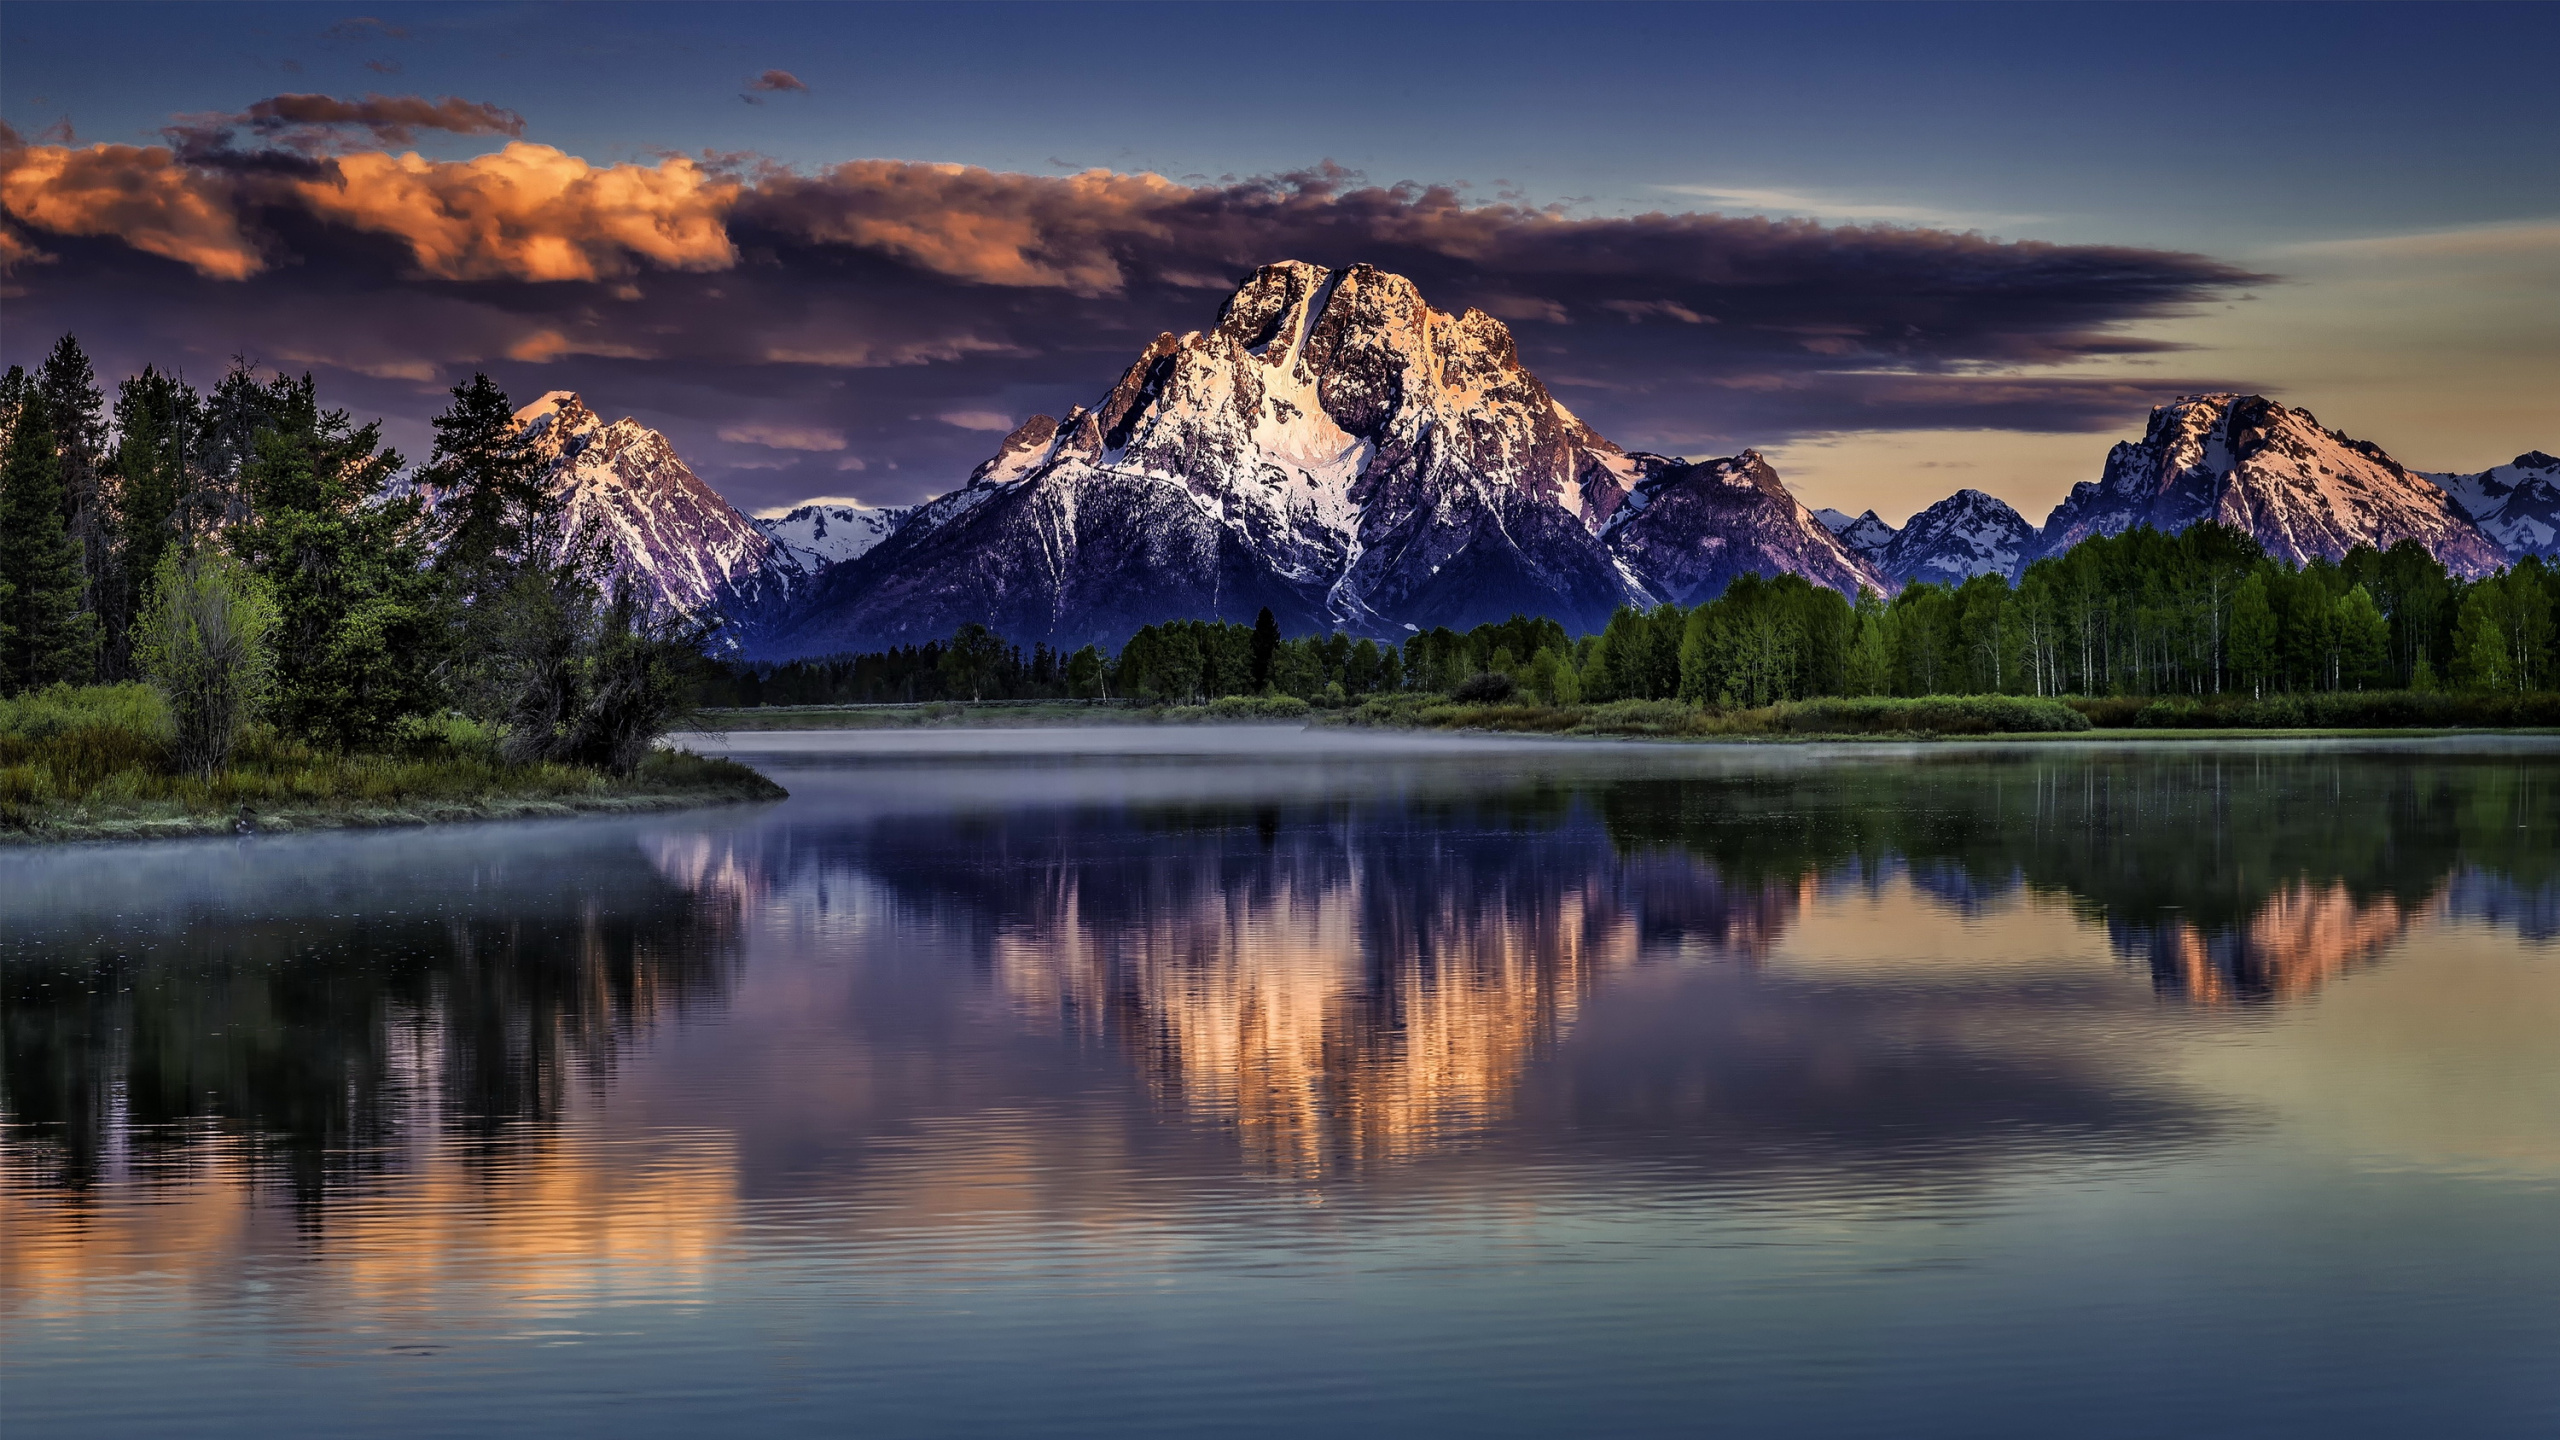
[499,266,2544,657]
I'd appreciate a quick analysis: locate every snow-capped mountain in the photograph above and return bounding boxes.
[1814,507,1898,561]
[2423,452,2560,558]
[515,392,792,613]
[752,502,913,572]
[753,261,1883,658]
[2034,394,2504,575]
[1875,488,2038,586]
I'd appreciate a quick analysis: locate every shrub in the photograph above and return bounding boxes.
[1452,671,1518,703]
[1771,695,2091,735]
[1203,694,1312,720]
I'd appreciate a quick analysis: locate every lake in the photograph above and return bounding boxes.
[5,728,2557,1438]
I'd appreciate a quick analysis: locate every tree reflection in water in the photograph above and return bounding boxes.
[1,829,742,1208]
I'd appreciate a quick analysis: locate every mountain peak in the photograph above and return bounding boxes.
[513,390,599,437]
[1880,489,2036,586]
[751,258,1878,656]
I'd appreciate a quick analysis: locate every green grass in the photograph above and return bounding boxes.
[1340,692,2090,738]
[1,683,783,843]
[2067,690,2560,730]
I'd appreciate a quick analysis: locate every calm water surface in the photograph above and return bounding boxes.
[6,728,2558,1437]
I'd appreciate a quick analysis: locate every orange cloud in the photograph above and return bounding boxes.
[506,327,656,362]
[0,139,262,278]
[296,142,739,281]
[749,161,1192,293]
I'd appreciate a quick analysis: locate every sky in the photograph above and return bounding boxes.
[2,0,2552,525]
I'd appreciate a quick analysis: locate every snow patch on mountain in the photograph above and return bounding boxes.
[2423,451,2560,558]
[753,502,913,571]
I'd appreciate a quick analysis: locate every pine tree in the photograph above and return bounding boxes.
[0,398,95,692]
[113,367,202,635]
[1249,606,1281,692]
[421,374,555,587]
[36,334,116,674]
[227,376,440,746]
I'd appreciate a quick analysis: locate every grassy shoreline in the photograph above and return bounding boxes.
[3,685,784,846]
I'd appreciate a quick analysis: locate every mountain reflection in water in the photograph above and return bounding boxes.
[5,734,2558,1439]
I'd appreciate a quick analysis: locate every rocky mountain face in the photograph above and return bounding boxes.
[2423,452,2560,558]
[1874,489,2039,587]
[752,502,912,573]
[2032,394,2505,575]
[752,261,1882,658]
[514,392,795,613]
[1605,452,1884,605]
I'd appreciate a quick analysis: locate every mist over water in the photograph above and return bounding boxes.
[6,730,2558,1437]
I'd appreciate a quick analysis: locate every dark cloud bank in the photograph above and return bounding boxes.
[0,105,2266,511]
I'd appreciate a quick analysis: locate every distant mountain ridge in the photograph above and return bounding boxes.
[752,502,913,573]
[2032,393,2504,575]
[2423,452,2560,558]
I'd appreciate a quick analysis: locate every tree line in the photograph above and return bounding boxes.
[726,522,2560,708]
[1,335,699,775]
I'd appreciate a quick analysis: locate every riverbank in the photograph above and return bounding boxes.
[2,685,784,845]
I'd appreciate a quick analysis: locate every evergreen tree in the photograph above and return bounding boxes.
[421,373,556,590]
[936,622,1007,701]
[226,376,441,746]
[1249,606,1281,692]
[36,334,115,674]
[112,367,203,639]
[197,359,291,530]
[0,398,94,691]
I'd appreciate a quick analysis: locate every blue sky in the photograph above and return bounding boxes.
[5,1,2553,521]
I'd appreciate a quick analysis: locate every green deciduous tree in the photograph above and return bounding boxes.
[2229,570,2277,698]
[2335,584,2390,690]
[135,545,278,777]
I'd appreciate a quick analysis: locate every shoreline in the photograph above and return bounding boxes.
[1,782,784,847]
[695,700,2560,746]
